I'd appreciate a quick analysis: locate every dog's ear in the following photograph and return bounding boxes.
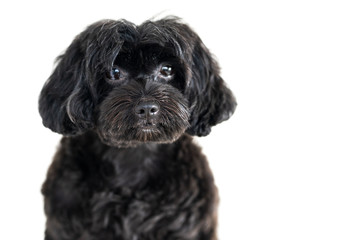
[39,20,135,135]
[39,27,98,135]
[39,36,94,135]
[186,41,237,136]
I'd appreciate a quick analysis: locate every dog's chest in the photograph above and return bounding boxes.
[89,144,198,238]
[100,144,172,189]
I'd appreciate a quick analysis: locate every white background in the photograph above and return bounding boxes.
[0,0,359,239]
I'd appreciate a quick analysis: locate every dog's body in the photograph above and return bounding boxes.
[43,132,217,240]
[39,17,236,240]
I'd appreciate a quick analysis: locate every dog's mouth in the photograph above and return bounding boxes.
[133,120,168,142]
[135,118,160,132]
[140,125,156,132]
[137,122,158,133]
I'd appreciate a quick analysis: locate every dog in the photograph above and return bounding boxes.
[39,16,236,240]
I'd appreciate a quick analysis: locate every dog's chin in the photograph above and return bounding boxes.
[97,125,187,148]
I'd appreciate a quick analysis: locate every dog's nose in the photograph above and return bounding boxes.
[135,102,160,119]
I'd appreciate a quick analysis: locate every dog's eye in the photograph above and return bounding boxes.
[160,65,174,77]
[106,66,124,81]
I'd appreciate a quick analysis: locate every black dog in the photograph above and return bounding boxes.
[39,17,236,240]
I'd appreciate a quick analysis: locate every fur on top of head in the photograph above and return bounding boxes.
[39,16,236,146]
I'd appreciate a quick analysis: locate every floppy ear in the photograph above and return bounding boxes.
[186,41,237,136]
[39,32,95,135]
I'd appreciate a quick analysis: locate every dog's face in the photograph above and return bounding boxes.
[97,42,191,147]
[39,17,236,147]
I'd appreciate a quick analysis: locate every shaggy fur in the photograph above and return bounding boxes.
[39,17,236,240]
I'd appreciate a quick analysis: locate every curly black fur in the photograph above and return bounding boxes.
[39,16,236,240]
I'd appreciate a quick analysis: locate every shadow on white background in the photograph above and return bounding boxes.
[0,0,359,239]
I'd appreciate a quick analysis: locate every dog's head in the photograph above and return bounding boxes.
[39,17,236,147]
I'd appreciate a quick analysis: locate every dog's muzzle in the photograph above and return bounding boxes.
[96,81,190,147]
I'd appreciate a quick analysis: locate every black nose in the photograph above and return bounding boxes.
[135,101,160,119]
